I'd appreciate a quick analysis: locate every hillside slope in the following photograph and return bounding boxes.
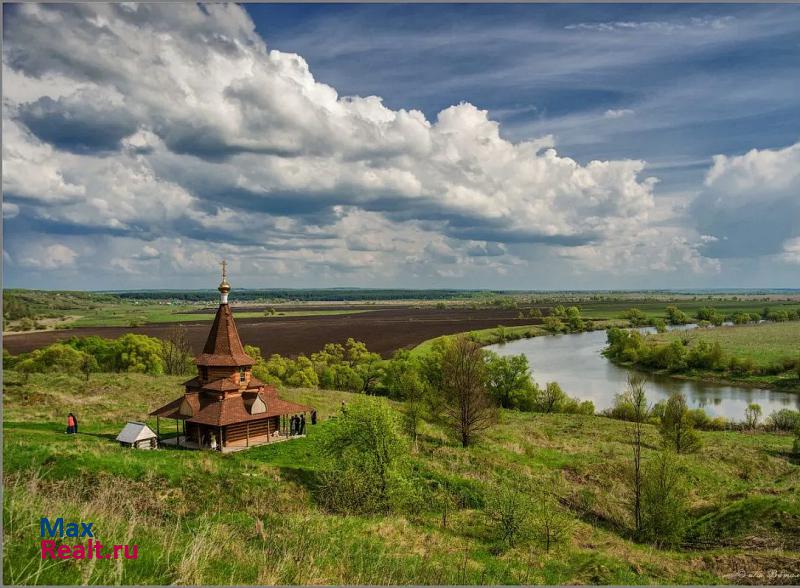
[3,371,799,585]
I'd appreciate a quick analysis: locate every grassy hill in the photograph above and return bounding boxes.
[3,371,799,585]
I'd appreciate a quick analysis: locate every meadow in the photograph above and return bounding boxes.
[652,322,800,368]
[3,370,799,585]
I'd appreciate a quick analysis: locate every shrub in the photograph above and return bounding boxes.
[744,403,762,430]
[765,409,800,433]
[314,398,407,514]
[639,451,689,547]
[531,475,573,552]
[621,308,648,327]
[665,306,690,325]
[486,485,532,547]
[659,392,702,454]
[543,316,566,334]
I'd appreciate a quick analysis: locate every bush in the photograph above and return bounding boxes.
[113,333,164,374]
[486,485,532,547]
[665,306,690,325]
[14,343,90,375]
[765,409,800,433]
[543,316,566,334]
[639,451,689,547]
[659,392,701,454]
[621,308,648,327]
[314,398,408,514]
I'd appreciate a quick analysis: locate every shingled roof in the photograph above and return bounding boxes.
[195,303,256,367]
[149,387,313,426]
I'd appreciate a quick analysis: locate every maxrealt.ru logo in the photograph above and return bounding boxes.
[40,517,138,560]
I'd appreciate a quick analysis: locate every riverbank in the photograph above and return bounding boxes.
[606,359,800,393]
[605,322,800,394]
[410,318,628,357]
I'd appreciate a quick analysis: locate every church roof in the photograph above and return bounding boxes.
[195,303,256,367]
[149,387,313,426]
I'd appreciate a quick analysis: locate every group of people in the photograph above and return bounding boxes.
[289,413,306,436]
[66,412,79,434]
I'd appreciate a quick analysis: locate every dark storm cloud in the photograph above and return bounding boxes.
[17,96,139,153]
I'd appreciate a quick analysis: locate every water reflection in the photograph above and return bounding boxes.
[487,329,799,420]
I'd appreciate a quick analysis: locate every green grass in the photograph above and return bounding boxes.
[651,321,800,368]
[579,300,800,321]
[66,306,373,327]
[410,319,626,357]
[4,370,799,584]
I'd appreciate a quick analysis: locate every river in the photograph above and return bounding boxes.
[487,328,799,420]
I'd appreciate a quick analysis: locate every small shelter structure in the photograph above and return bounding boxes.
[150,262,314,452]
[117,421,158,449]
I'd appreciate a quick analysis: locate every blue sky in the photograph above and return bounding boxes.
[3,3,800,290]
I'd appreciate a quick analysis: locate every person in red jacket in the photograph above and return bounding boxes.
[66,413,76,434]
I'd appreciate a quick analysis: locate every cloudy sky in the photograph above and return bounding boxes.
[3,3,799,290]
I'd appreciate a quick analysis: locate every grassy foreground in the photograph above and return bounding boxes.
[4,371,800,585]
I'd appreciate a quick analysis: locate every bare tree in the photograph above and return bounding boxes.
[440,335,496,447]
[160,324,194,375]
[625,373,650,536]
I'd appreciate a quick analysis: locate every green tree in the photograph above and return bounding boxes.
[565,306,585,332]
[14,343,89,375]
[744,403,762,430]
[397,370,426,450]
[114,334,164,374]
[640,450,689,547]
[80,354,99,381]
[315,398,407,513]
[536,381,567,414]
[624,373,650,535]
[659,392,701,453]
[439,336,495,447]
[285,355,320,388]
[665,306,690,325]
[485,352,537,410]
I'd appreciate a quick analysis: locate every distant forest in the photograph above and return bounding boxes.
[111,289,497,302]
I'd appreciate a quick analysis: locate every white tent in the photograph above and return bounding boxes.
[116,421,158,449]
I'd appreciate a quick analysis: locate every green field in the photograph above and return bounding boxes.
[579,300,800,321]
[653,322,800,368]
[69,307,372,327]
[4,370,799,584]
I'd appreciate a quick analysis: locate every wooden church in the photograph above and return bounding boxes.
[150,264,313,452]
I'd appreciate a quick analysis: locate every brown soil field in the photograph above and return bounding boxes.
[3,306,542,358]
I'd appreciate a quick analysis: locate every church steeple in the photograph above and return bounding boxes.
[195,264,255,368]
